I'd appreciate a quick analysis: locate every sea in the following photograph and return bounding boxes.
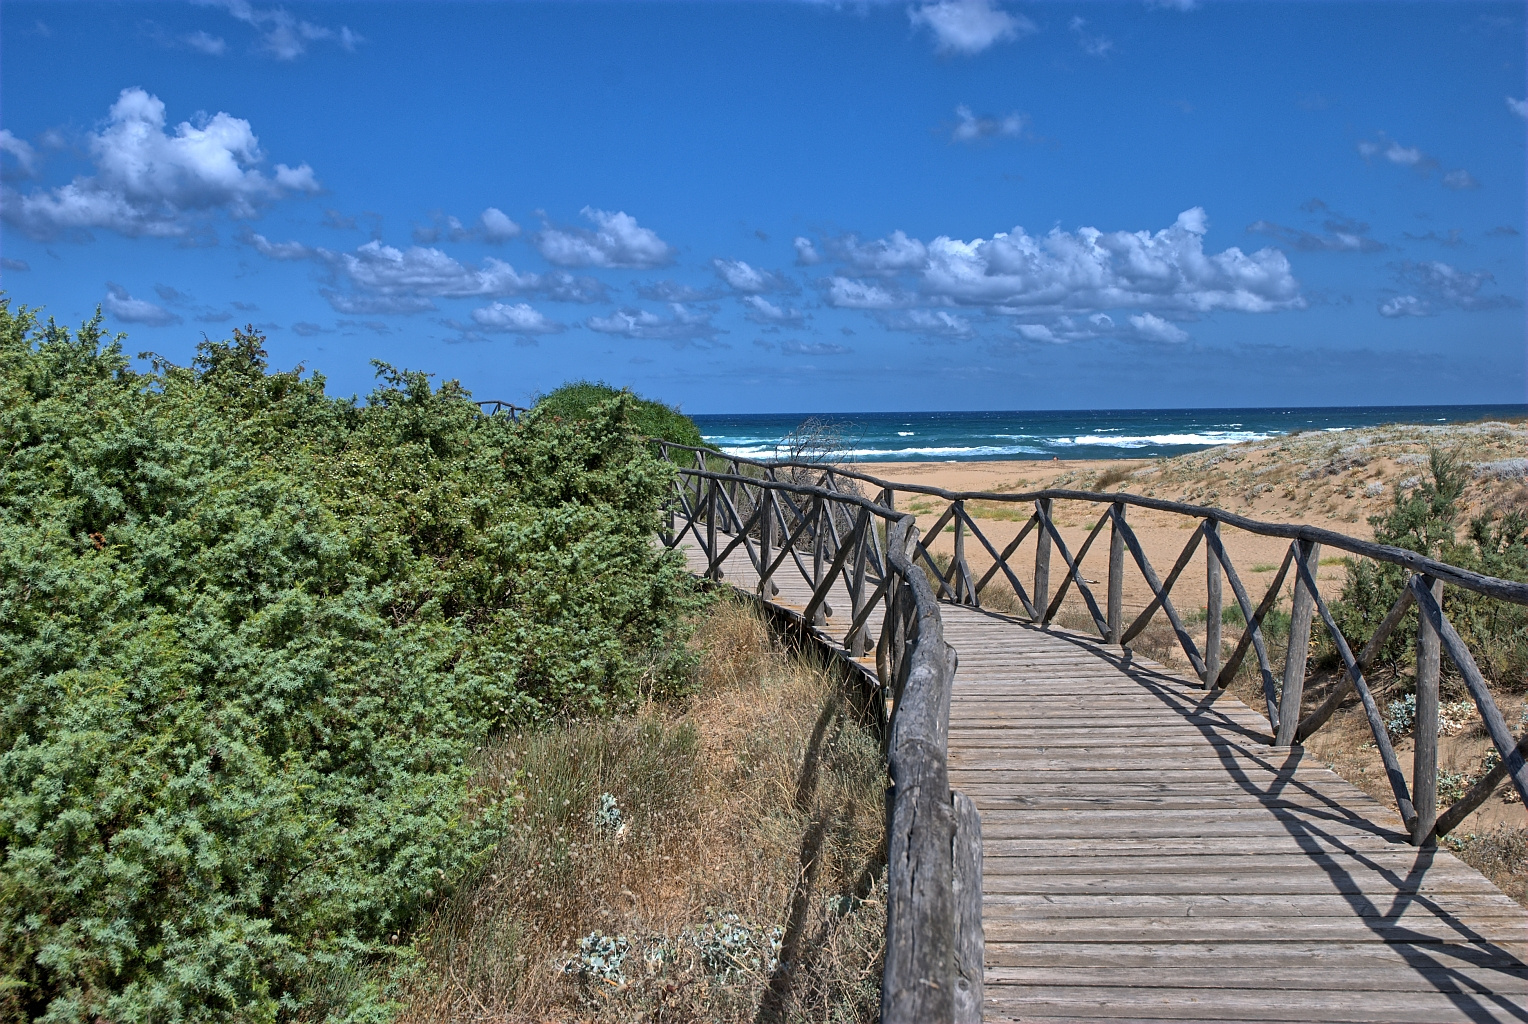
[691,405,1528,463]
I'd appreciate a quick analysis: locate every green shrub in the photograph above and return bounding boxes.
[0,303,700,1022]
[533,380,706,450]
[1330,449,1528,688]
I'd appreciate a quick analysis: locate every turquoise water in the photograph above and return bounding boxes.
[691,405,1527,463]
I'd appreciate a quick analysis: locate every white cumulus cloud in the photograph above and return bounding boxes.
[479,207,521,242]
[469,301,564,335]
[742,295,807,327]
[912,207,1302,314]
[834,230,928,276]
[824,277,905,310]
[3,88,319,240]
[713,258,793,294]
[1127,312,1189,343]
[1378,295,1430,318]
[103,283,182,326]
[537,207,674,269]
[793,237,822,266]
[909,0,1034,55]
[1507,97,1528,119]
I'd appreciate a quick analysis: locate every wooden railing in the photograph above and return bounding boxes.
[657,454,984,1024]
[657,442,1528,854]
[474,399,530,422]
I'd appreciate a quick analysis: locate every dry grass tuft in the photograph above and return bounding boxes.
[398,596,886,1023]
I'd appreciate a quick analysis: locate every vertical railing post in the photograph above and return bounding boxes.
[848,508,871,655]
[1107,501,1125,644]
[706,477,721,581]
[953,500,967,605]
[812,495,827,627]
[1412,574,1443,845]
[1034,497,1052,625]
[758,486,774,598]
[1275,538,1320,745]
[1204,518,1222,690]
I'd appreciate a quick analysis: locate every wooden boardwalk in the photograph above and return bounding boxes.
[678,538,1528,1023]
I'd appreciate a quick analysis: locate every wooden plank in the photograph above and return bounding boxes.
[983,940,1528,970]
[981,915,1528,943]
[982,891,1528,918]
[983,986,1528,1024]
[985,965,1528,993]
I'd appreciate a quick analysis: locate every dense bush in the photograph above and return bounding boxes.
[0,303,700,1022]
[533,380,707,450]
[1330,450,1528,688]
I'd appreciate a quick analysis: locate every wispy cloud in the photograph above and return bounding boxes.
[755,338,852,356]
[1380,260,1519,317]
[950,105,1028,143]
[413,207,522,245]
[197,0,362,60]
[909,0,1035,56]
[1068,16,1114,57]
[741,295,807,327]
[713,258,793,294]
[181,30,227,55]
[245,234,607,313]
[586,304,723,345]
[1247,200,1385,253]
[1357,132,1476,190]
[877,308,975,340]
[103,283,181,326]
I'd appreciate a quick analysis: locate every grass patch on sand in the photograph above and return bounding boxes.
[399,596,887,1023]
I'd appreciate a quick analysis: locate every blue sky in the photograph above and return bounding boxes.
[1,0,1524,412]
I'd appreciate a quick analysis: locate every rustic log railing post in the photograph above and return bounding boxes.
[952,500,967,604]
[1276,538,1320,746]
[881,516,958,1024]
[848,507,871,655]
[1204,518,1222,689]
[1034,497,1052,624]
[951,789,984,1024]
[1412,574,1443,845]
[758,487,774,598]
[812,495,827,627]
[706,478,721,581]
[1107,501,1124,644]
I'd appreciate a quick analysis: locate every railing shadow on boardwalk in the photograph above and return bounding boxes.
[1015,617,1528,1022]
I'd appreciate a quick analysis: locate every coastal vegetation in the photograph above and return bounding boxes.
[534,380,707,450]
[400,596,886,1023]
[0,303,701,1022]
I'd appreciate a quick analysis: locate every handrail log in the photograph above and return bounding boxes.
[658,446,1528,604]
